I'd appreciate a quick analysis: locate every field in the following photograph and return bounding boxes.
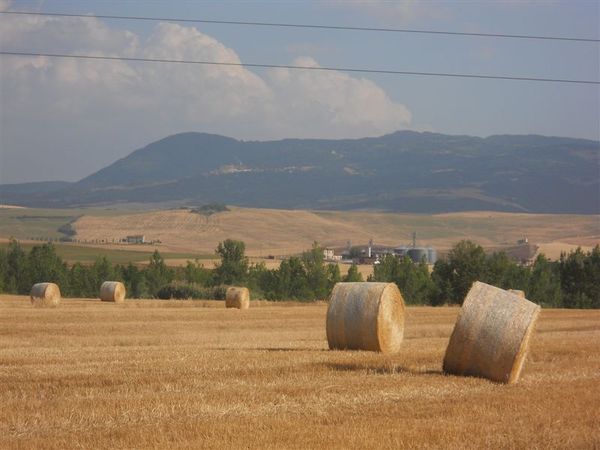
[1,206,598,262]
[0,240,208,265]
[1,295,598,449]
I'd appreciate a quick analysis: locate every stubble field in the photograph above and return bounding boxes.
[0,295,599,449]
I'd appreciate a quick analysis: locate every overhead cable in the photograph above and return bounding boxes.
[1,11,598,43]
[1,51,598,85]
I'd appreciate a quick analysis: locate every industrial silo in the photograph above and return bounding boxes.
[427,247,437,264]
[407,247,428,263]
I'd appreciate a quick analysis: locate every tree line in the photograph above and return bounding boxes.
[0,238,598,308]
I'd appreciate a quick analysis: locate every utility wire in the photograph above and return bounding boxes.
[2,10,599,43]
[1,51,598,85]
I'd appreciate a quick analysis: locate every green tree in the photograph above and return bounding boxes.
[68,262,94,297]
[372,254,400,282]
[528,254,562,307]
[145,250,173,296]
[327,263,342,289]
[27,243,68,292]
[301,242,329,299]
[213,239,248,285]
[5,238,29,293]
[343,264,363,282]
[485,251,529,291]
[431,240,487,304]
[184,259,211,285]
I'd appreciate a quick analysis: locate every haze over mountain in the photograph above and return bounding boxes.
[1,131,598,213]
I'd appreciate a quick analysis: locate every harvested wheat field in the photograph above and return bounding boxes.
[0,295,598,449]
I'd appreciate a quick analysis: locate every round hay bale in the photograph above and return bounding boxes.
[326,282,405,354]
[443,281,541,384]
[508,289,526,299]
[30,282,61,307]
[225,287,250,309]
[100,281,126,303]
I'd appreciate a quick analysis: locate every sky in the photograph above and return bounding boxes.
[0,0,599,184]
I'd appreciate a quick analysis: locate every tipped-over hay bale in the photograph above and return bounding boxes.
[225,287,250,309]
[508,289,526,299]
[30,282,61,307]
[443,281,540,384]
[326,282,405,354]
[100,281,126,303]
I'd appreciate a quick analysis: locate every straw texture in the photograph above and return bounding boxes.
[100,281,126,303]
[443,281,541,384]
[326,282,405,354]
[225,287,250,309]
[30,282,61,307]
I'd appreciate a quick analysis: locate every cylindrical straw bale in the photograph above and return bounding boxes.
[443,281,540,384]
[100,281,126,303]
[30,282,61,307]
[225,287,250,309]
[508,289,526,299]
[326,282,405,354]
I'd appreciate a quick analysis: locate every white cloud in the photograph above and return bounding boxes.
[0,13,413,182]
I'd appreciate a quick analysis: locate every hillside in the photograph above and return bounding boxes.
[70,207,599,257]
[1,131,598,213]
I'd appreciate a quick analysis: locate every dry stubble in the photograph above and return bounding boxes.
[0,295,598,449]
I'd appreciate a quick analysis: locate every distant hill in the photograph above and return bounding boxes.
[1,131,598,213]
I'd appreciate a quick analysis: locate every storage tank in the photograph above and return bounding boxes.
[394,246,408,258]
[427,247,437,264]
[407,247,428,263]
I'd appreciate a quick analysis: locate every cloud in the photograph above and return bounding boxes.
[0,13,413,182]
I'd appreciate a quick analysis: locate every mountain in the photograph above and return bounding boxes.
[1,131,598,213]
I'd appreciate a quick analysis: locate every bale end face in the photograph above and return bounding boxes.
[100,281,126,303]
[225,287,250,309]
[443,281,540,384]
[326,282,405,354]
[30,282,61,308]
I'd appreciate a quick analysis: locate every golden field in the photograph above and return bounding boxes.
[1,295,599,449]
[71,207,599,258]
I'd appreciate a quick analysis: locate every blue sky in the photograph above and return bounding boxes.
[1,0,598,183]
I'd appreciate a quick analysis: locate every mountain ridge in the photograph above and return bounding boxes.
[1,130,598,213]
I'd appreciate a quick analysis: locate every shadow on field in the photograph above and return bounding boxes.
[207,347,328,352]
[325,362,442,376]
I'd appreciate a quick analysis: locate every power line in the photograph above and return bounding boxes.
[1,50,598,85]
[2,10,599,43]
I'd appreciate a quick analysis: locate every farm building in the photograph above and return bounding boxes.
[125,235,146,244]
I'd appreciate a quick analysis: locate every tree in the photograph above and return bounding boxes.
[213,239,248,285]
[184,259,210,285]
[5,238,29,293]
[485,251,529,291]
[343,264,363,282]
[301,242,329,299]
[145,250,173,296]
[528,254,561,307]
[27,243,68,292]
[431,240,487,304]
[373,255,433,305]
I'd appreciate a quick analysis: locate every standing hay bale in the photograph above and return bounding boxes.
[508,289,526,299]
[225,287,250,309]
[100,281,126,303]
[443,281,541,384]
[30,282,61,307]
[326,282,405,354]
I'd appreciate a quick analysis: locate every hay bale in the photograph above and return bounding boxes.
[100,281,126,303]
[326,282,405,354]
[225,287,250,309]
[443,281,540,384]
[508,289,526,298]
[30,282,61,307]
